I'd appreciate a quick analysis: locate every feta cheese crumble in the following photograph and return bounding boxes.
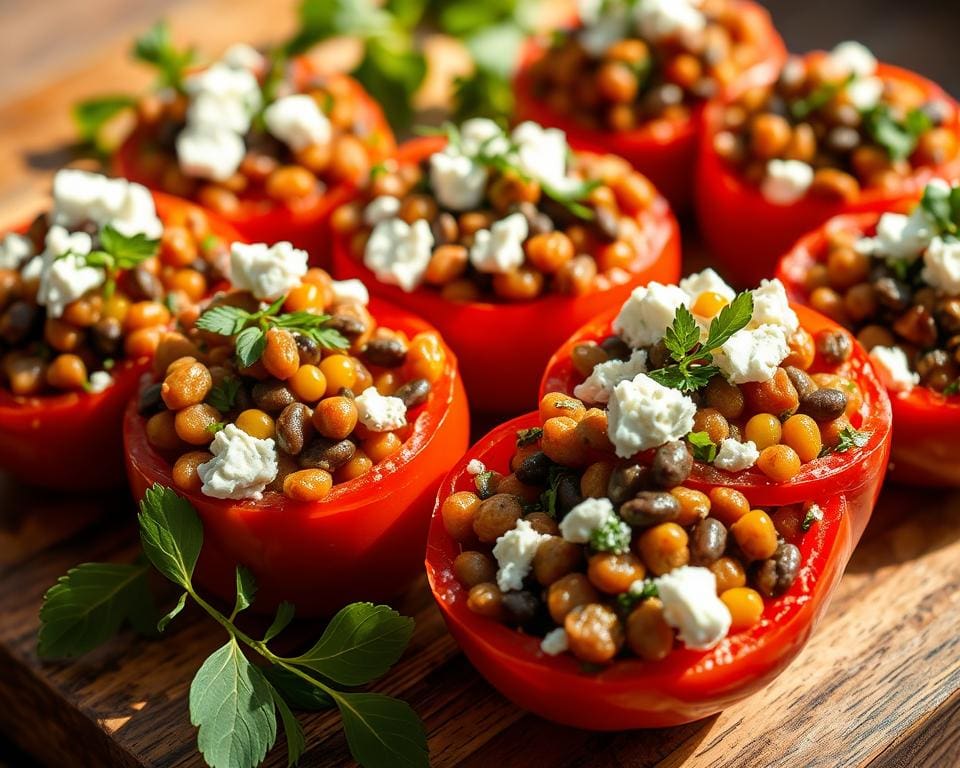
[52,170,163,239]
[922,236,960,294]
[713,325,790,384]
[429,150,489,211]
[540,628,569,656]
[655,566,732,650]
[197,424,278,500]
[634,0,705,42]
[364,218,435,292]
[363,196,402,226]
[679,268,735,303]
[607,374,696,457]
[559,497,616,544]
[264,94,332,152]
[183,63,262,135]
[749,279,799,333]
[355,387,408,432]
[330,278,369,306]
[221,43,266,72]
[761,160,814,206]
[0,233,34,271]
[511,122,571,191]
[176,126,247,182]
[229,241,308,301]
[87,371,113,394]
[855,208,935,262]
[469,213,529,274]
[459,118,510,157]
[466,459,486,476]
[713,438,760,473]
[612,282,689,348]
[36,226,103,319]
[573,349,648,404]
[828,40,878,78]
[846,76,884,111]
[493,519,548,592]
[869,345,919,392]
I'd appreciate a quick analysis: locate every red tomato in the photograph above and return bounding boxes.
[426,406,886,728]
[777,208,960,487]
[114,65,395,267]
[0,193,242,490]
[331,136,681,415]
[697,59,960,287]
[512,1,785,210]
[124,298,470,616]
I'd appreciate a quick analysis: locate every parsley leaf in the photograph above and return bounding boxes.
[663,304,701,363]
[336,692,428,768]
[801,503,824,532]
[516,427,543,447]
[68,224,159,299]
[704,291,755,350]
[615,579,658,615]
[195,305,256,336]
[686,431,718,463]
[133,20,196,91]
[590,517,632,555]
[137,484,203,589]
[944,379,960,396]
[72,95,137,156]
[262,665,333,711]
[790,74,854,120]
[206,376,241,413]
[920,180,960,237]
[834,426,869,453]
[864,104,933,162]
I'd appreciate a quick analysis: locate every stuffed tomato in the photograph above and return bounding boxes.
[0,169,241,490]
[330,119,681,414]
[776,180,960,486]
[123,255,469,616]
[114,43,393,261]
[513,0,785,209]
[697,42,960,286]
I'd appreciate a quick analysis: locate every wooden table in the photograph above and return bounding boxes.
[2,1,960,767]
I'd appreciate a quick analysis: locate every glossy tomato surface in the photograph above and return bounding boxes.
[696,60,960,287]
[114,67,394,266]
[124,298,470,616]
[512,0,785,210]
[777,209,960,487]
[0,193,243,490]
[426,404,885,729]
[331,136,681,416]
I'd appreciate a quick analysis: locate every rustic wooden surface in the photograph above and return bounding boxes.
[2,1,960,767]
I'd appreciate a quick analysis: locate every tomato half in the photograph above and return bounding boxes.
[696,60,960,287]
[512,1,785,210]
[0,193,242,490]
[114,65,395,266]
[425,398,887,728]
[331,136,681,416]
[123,298,470,616]
[777,209,960,486]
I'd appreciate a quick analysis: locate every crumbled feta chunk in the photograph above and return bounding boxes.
[560,497,616,544]
[573,349,648,404]
[511,121,571,190]
[922,236,960,294]
[749,278,799,333]
[540,628,569,656]
[655,566,732,650]
[607,374,697,458]
[264,94,332,152]
[493,519,548,592]
[364,218,435,292]
[828,41,878,78]
[714,324,790,384]
[176,125,247,182]
[36,226,103,318]
[469,213,529,274]
[612,282,689,348]
[0,233,34,271]
[466,459,486,475]
[363,196,402,226]
[229,241,308,301]
[869,345,919,392]
[679,268,735,303]
[330,278,369,306]
[634,0,705,42]
[846,76,884,111]
[87,370,113,394]
[856,208,935,262]
[579,10,630,56]
[20,255,43,282]
[221,43,265,72]
[430,150,489,211]
[459,118,510,157]
[713,438,760,473]
[184,63,262,134]
[52,170,163,239]
[761,160,814,205]
[355,387,408,432]
[197,424,278,500]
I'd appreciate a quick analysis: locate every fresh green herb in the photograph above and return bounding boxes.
[944,380,960,396]
[38,484,426,768]
[790,74,854,120]
[474,469,498,498]
[834,426,869,453]
[589,517,632,555]
[801,503,824,532]
[538,466,570,518]
[648,292,754,393]
[66,224,159,299]
[206,376,241,413]
[205,422,226,435]
[133,20,196,91]
[615,579,658,615]
[686,431,718,463]
[919,179,960,238]
[72,95,137,156]
[452,65,515,125]
[516,427,543,447]
[863,104,933,162]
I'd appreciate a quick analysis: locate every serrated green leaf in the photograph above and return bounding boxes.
[37,562,154,659]
[703,291,754,352]
[190,639,278,768]
[263,666,334,711]
[158,591,188,632]
[663,303,700,362]
[335,692,428,768]
[269,685,306,767]
[233,566,257,617]
[686,431,717,462]
[287,603,413,686]
[138,484,203,589]
[195,305,254,336]
[864,104,931,162]
[921,181,958,236]
[99,225,159,269]
[206,376,241,413]
[264,601,297,643]
[235,326,267,367]
[589,516,631,554]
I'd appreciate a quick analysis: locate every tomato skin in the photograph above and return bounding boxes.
[777,208,960,487]
[0,193,242,491]
[696,59,960,288]
[114,65,395,268]
[512,1,785,211]
[124,298,470,616]
[331,136,681,415]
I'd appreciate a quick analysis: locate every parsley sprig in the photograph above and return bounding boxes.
[38,485,427,768]
[919,180,960,238]
[789,74,854,120]
[133,19,197,91]
[686,431,718,462]
[590,516,632,555]
[196,298,349,367]
[647,292,754,393]
[66,224,159,299]
[863,104,933,162]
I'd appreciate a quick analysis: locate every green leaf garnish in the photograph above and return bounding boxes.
[263,601,297,643]
[834,426,869,453]
[65,224,160,300]
[686,431,718,463]
[663,304,701,363]
[789,74,854,120]
[133,20,196,91]
[263,666,334,711]
[232,565,257,618]
[336,692,428,768]
[863,104,932,162]
[206,376,241,413]
[138,484,203,589]
[944,379,960,396]
[920,180,960,238]
[515,426,543,447]
[72,95,137,156]
[589,517,632,555]
[615,579,658,615]
[158,592,188,632]
[801,503,824,532]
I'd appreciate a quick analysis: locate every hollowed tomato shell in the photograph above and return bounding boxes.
[331,136,681,416]
[512,0,786,210]
[124,298,470,616]
[777,208,960,487]
[696,58,960,287]
[0,193,243,491]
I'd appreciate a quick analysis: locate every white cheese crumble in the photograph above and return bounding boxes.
[613,282,689,348]
[466,459,486,475]
[183,63,262,135]
[655,566,732,651]
[579,10,630,56]
[869,345,919,392]
[459,118,510,157]
[264,94,332,152]
[176,126,247,182]
[330,278,369,306]
[761,160,814,206]
[229,241,308,301]
[607,373,697,458]
[355,387,408,432]
[559,497,616,544]
[540,628,569,656]
[429,150,489,211]
[469,212,529,274]
[221,43,266,72]
[52,170,163,239]
[749,278,799,333]
[856,208,935,262]
[363,218,435,292]
[846,76,884,111]
[493,519,548,592]
[713,438,760,473]
[922,236,960,294]
[197,424,278,500]
[679,268,735,303]
[511,122,571,191]
[0,233,34,271]
[828,41,878,78]
[36,226,103,319]
[87,370,113,394]
[363,196,401,226]
[573,349,648,404]
[634,0,705,42]
[714,325,790,384]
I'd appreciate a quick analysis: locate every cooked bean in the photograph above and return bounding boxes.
[454,551,496,588]
[754,542,801,597]
[475,470,502,499]
[815,330,852,365]
[547,573,599,624]
[650,440,692,488]
[473,494,524,542]
[784,365,817,399]
[363,337,408,367]
[626,599,674,661]
[556,473,583,514]
[293,334,323,366]
[565,603,624,664]
[91,317,123,356]
[467,583,504,619]
[799,387,847,421]
[599,335,631,361]
[0,301,37,345]
[516,450,552,485]
[252,380,296,412]
[138,381,164,415]
[502,591,541,629]
[619,491,680,527]
[276,402,313,455]
[161,361,212,410]
[690,518,727,565]
[524,511,560,536]
[873,276,912,312]
[607,463,651,506]
[327,314,367,340]
[298,437,356,471]
[533,536,582,585]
